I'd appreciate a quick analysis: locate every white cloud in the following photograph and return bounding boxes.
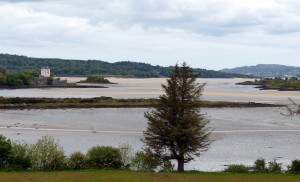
[0,0,300,70]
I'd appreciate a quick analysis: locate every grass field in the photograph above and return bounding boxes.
[1,170,300,182]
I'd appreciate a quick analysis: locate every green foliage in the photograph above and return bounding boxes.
[84,75,110,83]
[253,158,267,173]
[131,151,160,171]
[0,135,12,168]
[5,74,23,86]
[87,146,122,169]
[8,142,31,170]
[0,73,5,85]
[268,159,282,173]
[0,54,250,78]
[68,152,87,170]
[47,77,53,85]
[160,160,175,172]
[223,164,250,173]
[287,160,300,174]
[143,63,211,171]
[0,66,5,75]
[119,144,133,168]
[241,77,300,90]
[0,71,38,87]
[28,135,66,170]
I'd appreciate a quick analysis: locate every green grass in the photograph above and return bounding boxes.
[0,170,300,182]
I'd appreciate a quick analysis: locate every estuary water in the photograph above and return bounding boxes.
[1,107,300,171]
[1,78,300,171]
[1,78,300,104]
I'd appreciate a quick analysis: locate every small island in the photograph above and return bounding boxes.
[77,75,113,84]
[237,77,300,91]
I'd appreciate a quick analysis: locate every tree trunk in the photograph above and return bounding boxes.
[177,158,184,172]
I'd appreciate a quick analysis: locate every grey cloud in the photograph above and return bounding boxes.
[86,0,295,36]
[3,0,299,37]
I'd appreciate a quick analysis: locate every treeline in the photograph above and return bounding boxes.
[238,77,300,90]
[0,70,38,87]
[0,54,250,78]
[0,135,171,172]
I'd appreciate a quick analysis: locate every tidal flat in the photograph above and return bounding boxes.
[1,107,300,171]
[1,78,300,105]
[0,78,300,171]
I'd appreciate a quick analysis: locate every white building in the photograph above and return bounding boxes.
[41,67,50,77]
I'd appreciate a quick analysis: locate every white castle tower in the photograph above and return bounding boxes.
[41,67,50,77]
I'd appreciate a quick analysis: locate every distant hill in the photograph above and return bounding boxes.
[0,54,250,78]
[220,64,300,78]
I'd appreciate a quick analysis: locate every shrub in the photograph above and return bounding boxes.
[268,159,282,173]
[0,134,12,168]
[252,158,267,173]
[87,146,122,169]
[68,152,87,170]
[160,160,175,172]
[287,160,300,174]
[119,144,133,168]
[28,135,66,170]
[8,142,31,170]
[131,151,160,171]
[223,164,250,173]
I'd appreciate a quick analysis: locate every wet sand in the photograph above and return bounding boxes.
[46,78,300,104]
[1,107,300,171]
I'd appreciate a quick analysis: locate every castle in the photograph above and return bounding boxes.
[34,67,67,86]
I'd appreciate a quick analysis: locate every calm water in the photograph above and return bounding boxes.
[1,107,300,171]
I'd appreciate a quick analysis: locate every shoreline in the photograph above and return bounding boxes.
[0,97,283,110]
[236,82,300,91]
[0,85,108,89]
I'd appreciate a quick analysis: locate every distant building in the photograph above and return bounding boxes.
[41,67,50,77]
[34,67,67,86]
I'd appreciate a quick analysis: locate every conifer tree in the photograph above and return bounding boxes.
[143,62,211,172]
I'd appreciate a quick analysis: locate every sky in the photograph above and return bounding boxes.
[1,0,300,70]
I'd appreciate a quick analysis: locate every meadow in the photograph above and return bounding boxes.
[1,170,300,182]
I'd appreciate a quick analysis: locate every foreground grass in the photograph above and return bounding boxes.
[0,170,300,182]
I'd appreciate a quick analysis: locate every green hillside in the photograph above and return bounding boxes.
[0,54,250,78]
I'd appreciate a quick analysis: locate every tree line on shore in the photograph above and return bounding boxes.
[0,54,250,78]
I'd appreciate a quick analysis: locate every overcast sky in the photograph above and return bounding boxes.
[1,0,300,70]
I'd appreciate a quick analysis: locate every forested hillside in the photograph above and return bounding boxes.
[221,64,300,78]
[0,54,249,78]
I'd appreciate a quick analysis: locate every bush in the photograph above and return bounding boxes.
[8,142,31,170]
[252,158,267,173]
[29,136,66,170]
[160,160,175,172]
[131,151,160,171]
[223,164,250,173]
[68,152,87,170]
[87,146,122,169]
[119,144,133,168]
[287,160,300,174]
[268,159,282,173]
[0,134,12,168]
